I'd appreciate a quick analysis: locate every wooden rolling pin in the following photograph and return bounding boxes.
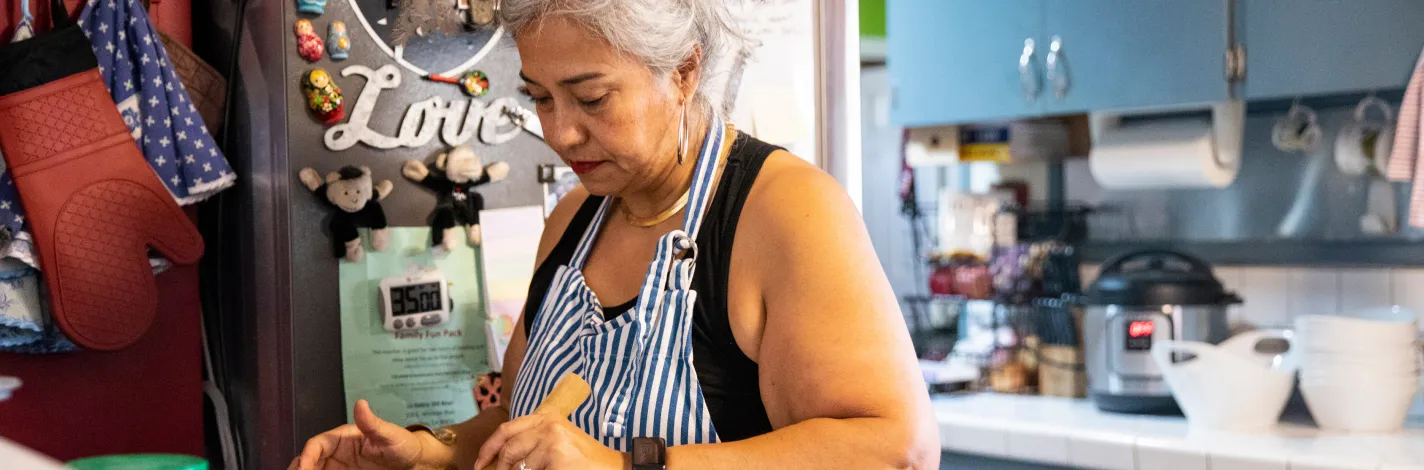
[481,373,591,470]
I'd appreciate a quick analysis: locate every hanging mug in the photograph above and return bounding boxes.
[1334,95,1396,176]
[1273,101,1323,153]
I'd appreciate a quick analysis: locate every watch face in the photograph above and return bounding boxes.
[632,437,665,468]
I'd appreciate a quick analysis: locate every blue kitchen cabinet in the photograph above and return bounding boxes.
[1040,1,1230,114]
[888,0,1045,127]
[888,1,1230,126]
[1241,0,1424,99]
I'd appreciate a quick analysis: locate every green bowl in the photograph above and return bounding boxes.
[67,454,208,470]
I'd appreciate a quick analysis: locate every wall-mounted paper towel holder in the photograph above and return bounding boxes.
[1087,100,1246,190]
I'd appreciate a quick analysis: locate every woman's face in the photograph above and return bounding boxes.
[515,16,696,196]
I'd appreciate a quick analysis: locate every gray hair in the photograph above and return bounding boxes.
[500,0,753,115]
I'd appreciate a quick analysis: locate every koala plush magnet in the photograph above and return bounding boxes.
[403,146,509,252]
[300,166,395,262]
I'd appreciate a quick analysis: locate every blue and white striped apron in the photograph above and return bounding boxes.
[510,115,730,451]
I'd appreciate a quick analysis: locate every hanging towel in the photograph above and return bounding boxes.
[13,0,35,41]
[79,0,237,204]
[0,0,230,352]
[0,258,77,354]
[0,0,238,267]
[0,0,37,269]
[1387,49,1424,228]
[0,0,76,354]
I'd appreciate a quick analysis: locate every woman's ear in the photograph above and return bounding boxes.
[674,45,704,104]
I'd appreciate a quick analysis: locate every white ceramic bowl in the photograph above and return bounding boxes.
[1301,381,1420,433]
[1299,375,1420,391]
[1152,340,1295,432]
[1299,352,1419,372]
[1295,308,1419,351]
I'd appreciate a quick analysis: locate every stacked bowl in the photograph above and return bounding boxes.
[1297,307,1421,433]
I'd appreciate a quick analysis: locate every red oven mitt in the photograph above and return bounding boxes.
[0,1,204,351]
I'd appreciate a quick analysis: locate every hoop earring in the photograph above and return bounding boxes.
[676,103,688,165]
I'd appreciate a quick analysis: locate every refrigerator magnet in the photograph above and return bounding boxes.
[296,0,326,16]
[302,69,345,125]
[298,165,393,262]
[294,19,325,62]
[402,145,509,251]
[327,21,350,61]
[424,70,490,97]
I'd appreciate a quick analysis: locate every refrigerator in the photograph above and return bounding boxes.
[197,0,859,467]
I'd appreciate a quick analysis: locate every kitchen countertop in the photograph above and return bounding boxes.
[934,393,1424,470]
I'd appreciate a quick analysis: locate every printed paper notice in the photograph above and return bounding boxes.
[339,227,491,428]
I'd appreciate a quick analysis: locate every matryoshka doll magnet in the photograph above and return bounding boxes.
[296,0,326,15]
[303,69,345,125]
[294,19,324,62]
[327,21,350,60]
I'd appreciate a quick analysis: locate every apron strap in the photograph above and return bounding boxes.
[567,197,612,271]
[50,0,74,29]
[665,113,727,290]
[678,114,727,239]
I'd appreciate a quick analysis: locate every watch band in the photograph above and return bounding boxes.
[631,437,666,470]
[406,424,458,447]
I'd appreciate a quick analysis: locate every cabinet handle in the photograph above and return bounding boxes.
[1046,36,1070,99]
[1019,38,1042,103]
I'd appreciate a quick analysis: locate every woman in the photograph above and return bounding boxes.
[292,1,937,468]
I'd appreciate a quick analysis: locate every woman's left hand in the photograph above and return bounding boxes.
[473,413,628,470]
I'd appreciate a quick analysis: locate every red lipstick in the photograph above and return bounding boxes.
[569,161,604,175]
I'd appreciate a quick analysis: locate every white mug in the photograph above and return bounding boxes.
[1335,96,1396,176]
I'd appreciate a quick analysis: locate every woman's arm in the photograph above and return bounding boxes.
[668,153,940,469]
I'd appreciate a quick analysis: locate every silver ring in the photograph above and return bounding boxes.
[518,462,530,470]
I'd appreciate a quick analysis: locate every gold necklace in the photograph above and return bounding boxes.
[621,191,690,227]
[620,124,736,228]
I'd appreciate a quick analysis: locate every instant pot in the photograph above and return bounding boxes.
[1084,250,1240,414]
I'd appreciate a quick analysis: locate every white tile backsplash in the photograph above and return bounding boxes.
[1391,269,1424,334]
[1288,269,1340,317]
[1081,265,1424,330]
[1339,269,1393,311]
[1239,268,1292,327]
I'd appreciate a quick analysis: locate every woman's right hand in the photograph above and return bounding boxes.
[289,399,448,470]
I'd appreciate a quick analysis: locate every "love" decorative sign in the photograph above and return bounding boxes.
[324,64,543,152]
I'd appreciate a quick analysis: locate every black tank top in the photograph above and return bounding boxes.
[522,131,778,442]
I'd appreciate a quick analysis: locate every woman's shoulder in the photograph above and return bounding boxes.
[737,150,861,250]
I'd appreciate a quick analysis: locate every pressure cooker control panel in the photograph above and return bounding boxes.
[1124,319,1156,351]
[1109,312,1172,378]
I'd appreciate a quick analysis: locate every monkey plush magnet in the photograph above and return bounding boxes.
[300,166,395,262]
[403,146,509,252]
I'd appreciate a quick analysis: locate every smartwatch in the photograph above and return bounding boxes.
[631,437,666,470]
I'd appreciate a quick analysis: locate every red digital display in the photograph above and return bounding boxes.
[1128,320,1155,338]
